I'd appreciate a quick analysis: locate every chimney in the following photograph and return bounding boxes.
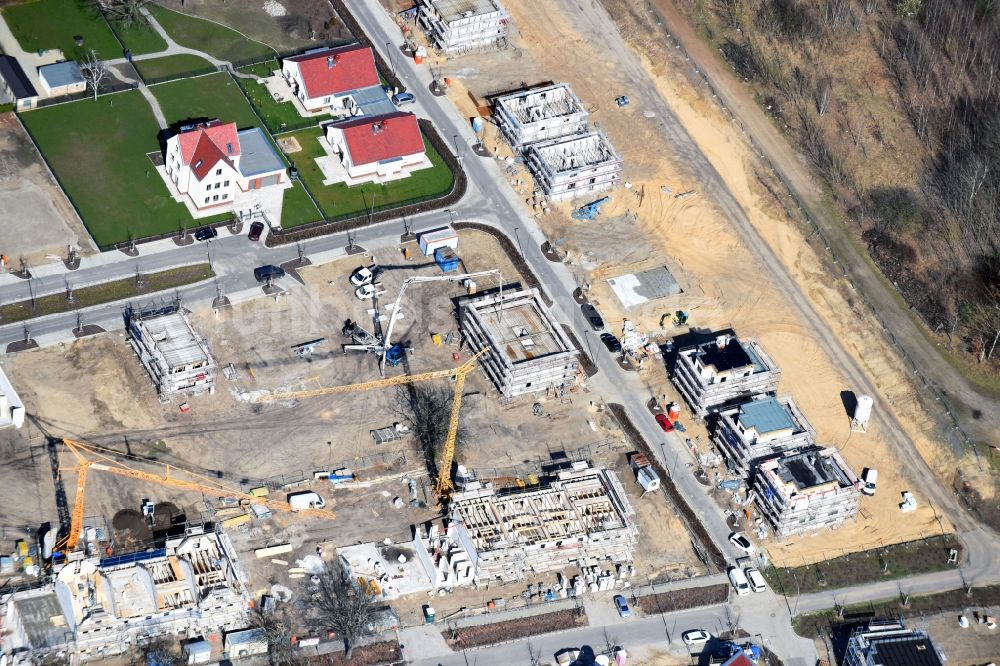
[327,55,335,68]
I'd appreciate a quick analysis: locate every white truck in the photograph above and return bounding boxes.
[287,491,326,511]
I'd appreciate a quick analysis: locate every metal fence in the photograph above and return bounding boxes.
[235,447,420,492]
[32,80,137,109]
[140,65,221,87]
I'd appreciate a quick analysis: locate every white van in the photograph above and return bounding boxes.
[287,491,326,511]
[861,469,878,496]
[745,567,767,593]
[728,566,751,596]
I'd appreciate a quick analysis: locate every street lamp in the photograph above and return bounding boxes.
[385,41,396,78]
[512,226,525,259]
[447,209,456,226]
[452,134,463,162]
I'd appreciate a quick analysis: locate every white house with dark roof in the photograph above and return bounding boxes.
[319,112,431,186]
[159,120,291,224]
[281,44,383,114]
[713,395,815,477]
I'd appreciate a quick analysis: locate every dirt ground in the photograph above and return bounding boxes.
[0,230,701,596]
[389,0,967,565]
[0,114,94,262]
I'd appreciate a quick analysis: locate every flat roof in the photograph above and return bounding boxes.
[871,635,943,666]
[38,60,84,88]
[13,593,71,649]
[236,127,285,177]
[350,84,397,116]
[737,397,796,434]
[139,311,210,369]
[700,337,753,372]
[432,0,504,22]
[775,448,852,491]
[0,55,38,99]
[466,290,571,363]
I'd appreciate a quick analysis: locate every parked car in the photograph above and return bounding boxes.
[194,226,218,241]
[655,413,674,432]
[727,566,751,597]
[392,92,416,106]
[253,265,285,283]
[248,221,265,242]
[350,266,374,287]
[861,468,878,496]
[682,629,711,646]
[745,567,767,593]
[600,333,622,353]
[355,283,385,300]
[582,304,605,331]
[613,594,630,619]
[729,532,755,555]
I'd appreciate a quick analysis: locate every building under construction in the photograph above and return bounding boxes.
[460,287,579,398]
[714,395,815,478]
[753,446,861,538]
[124,303,216,397]
[1,529,249,663]
[493,83,589,149]
[671,329,781,418]
[524,131,623,201]
[448,463,638,585]
[416,0,510,54]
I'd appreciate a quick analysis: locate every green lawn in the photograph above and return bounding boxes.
[237,77,329,134]
[134,54,215,82]
[283,127,455,221]
[2,0,165,58]
[147,4,275,63]
[20,91,228,247]
[151,71,261,128]
[151,72,320,228]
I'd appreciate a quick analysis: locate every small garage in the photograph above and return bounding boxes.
[38,61,86,98]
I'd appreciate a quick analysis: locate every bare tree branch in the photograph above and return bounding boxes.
[78,49,108,101]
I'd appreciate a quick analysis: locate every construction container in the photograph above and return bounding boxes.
[636,466,660,493]
[418,225,458,255]
[414,46,426,64]
[667,403,681,420]
[250,487,269,497]
[435,247,460,272]
[221,514,251,530]
[184,639,212,664]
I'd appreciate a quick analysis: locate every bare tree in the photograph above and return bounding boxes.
[863,0,879,15]
[99,0,151,30]
[304,560,377,659]
[252,604,306,666]
[395,384,470,480]
[79,50,108,101]
[815,74,833,115]
[135,636,186,665]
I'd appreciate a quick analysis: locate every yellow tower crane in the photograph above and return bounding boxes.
[55,438,336,554]
[254,348,487,500]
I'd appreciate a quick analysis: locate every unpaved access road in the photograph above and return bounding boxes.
[649,0,1000,446]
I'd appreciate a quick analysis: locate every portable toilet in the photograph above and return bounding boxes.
[434,247,459,272]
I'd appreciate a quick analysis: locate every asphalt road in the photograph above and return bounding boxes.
[1,0,997,662]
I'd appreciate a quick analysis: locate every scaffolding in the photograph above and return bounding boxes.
[416,0,510,55]
[713,395,815,478]
[493,83,589,148]
[524,132,623,201]
[449,464,637,584]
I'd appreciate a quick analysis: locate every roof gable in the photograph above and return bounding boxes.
[335,112,424,166]
[176,121,240,166]
[288,45,379,99]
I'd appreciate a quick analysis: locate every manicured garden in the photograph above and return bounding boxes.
[133,54,215,82]
[147,4,275,63]
[20,90,229,248]
[281,127,455,221]
[2,0,165,58]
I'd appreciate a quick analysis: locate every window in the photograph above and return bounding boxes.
[215,168,222,176]
[222,194,228,200]
[204,197,210,204]
[215,182,221,189]
[213,194,219,202]
[224,180,230,187]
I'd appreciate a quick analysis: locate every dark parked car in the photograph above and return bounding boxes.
[248,221,265,242]
[194,226,218,241]
[655,413,675,432]
[254,265,285,283]
[582,304,605,331]
[600,333,622,353]
[391,92,416,106]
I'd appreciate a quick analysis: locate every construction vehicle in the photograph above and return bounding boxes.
[54,438,336,555]
[254,349,488,499]
[571,197,610,220]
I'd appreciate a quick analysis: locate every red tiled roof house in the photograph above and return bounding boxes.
[281,44,380,114]
[163,120,289,218]
[323,112,431,186]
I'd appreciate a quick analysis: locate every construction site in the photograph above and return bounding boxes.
[415,0,510,54]
[0,228,704,662]
[493,83,589,149]
[402,0,952,566]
